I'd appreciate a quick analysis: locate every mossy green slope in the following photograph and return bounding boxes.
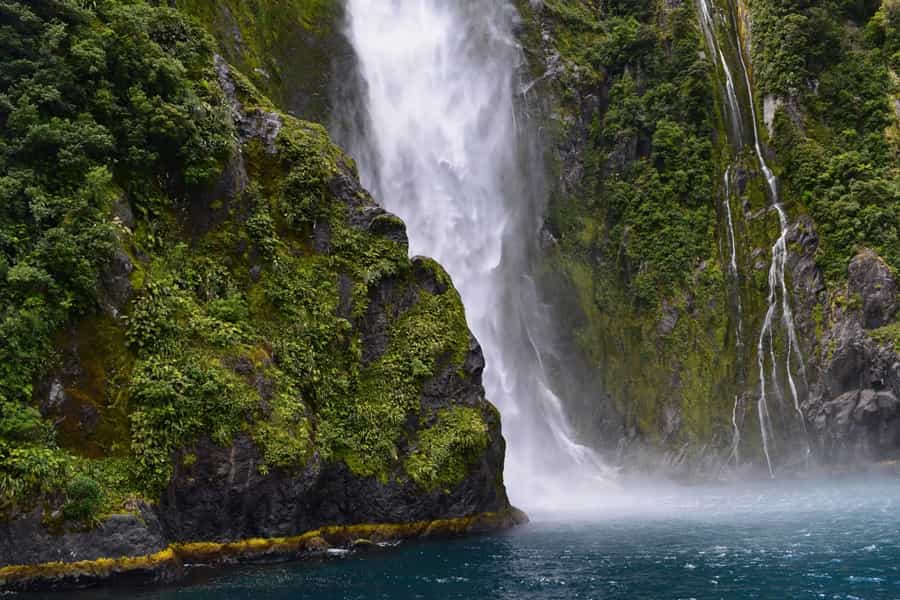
[0,0,500,531]
[518,0,745,462]
[174,0,344,123]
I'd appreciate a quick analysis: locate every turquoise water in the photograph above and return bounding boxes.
[38,478,900,599]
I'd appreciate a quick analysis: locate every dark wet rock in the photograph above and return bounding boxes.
[411,257,451,295]
[99,247,134,318]
[658,300,679,336]
[804,247,900,463]
[337,273,354,319]
[312,220,331,253]
[606,136,638,174]
[421,338,487,414]
[159,405,508,545]
[786,216,826,347]
[806,312,900,461]
[111,197,134,230]
[0,506,166,567]
[368,213,408,246]
[848,249,898,329]
[215,55,282,153]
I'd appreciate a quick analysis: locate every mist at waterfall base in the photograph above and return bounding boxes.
[336,0,617,514]
[46,478,900,600]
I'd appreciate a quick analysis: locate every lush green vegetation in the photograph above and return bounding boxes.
[540,0,716,307]
[405,407,489,492]
[520,0,742,453]
[0,0,486,523]
[0,0,232,513]
[755,0,900,281]
[174,0,343,122]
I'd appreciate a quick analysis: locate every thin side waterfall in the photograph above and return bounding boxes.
[730,394,742,464]
[699,0,749,466]
[723,166,742,349]
[723,168,738,276]
[698,0,743,143]
[723,166,744,464]
[340,0,616,511]
[698,0,808,474]
[730,5,810,467]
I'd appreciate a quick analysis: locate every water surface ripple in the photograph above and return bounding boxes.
[39,478,900,600]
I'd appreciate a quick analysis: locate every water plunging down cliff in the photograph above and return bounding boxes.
[0,2,530,589]
[339,0,616,510]
[696,0,815,475]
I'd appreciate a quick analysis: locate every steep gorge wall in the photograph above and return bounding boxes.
[173,0,900,476]
[516,0,900,475]
[173,0,349,124]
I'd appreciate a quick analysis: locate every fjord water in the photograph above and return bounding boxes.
[338,0,615,510]
[51,478,900,599]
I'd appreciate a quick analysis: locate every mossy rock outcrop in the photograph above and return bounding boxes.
[0,1,517,591]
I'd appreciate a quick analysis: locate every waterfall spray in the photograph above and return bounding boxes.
[340,0,616,511]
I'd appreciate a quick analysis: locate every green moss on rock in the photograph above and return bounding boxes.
[175,0,344,122]
[1,0,495,526]
[406,407,490,491]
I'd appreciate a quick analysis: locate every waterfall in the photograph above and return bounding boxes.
[723,167,744,465]
[698,0,744,144]
[340,0,615,511]
[730,394,742,465]
[697,0,808,474]
[730,3,810,469]
[723,166,743,349]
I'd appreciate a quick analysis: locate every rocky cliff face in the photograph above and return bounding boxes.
[515,0,900,475]
[0,2,519,592]
[806,250,900,463]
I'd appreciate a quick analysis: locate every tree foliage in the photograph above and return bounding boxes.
[0,0,231,510]
[758,0,900,280]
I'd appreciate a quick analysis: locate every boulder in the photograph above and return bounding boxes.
[848,249,898,330]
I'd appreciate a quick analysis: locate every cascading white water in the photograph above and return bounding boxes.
[730,6,810,472]
[723,166,744,465]
[342,0,615,511]
[699,0,750,467]
[698,0,809,474]
[698,0,743,144]
[723,166,743,347]
[723,169,738,276]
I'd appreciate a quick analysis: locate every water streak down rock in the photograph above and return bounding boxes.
[697,0,810,475]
